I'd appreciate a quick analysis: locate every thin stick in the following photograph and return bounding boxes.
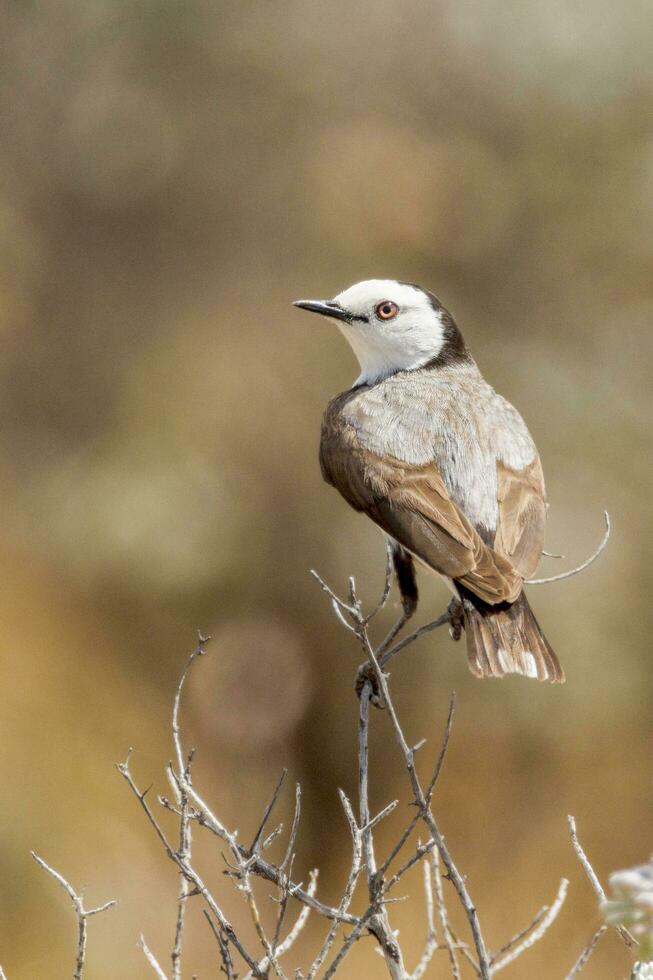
[410,860,438,980]
[243,871,318,980]
[364,539,395,623]
[491,879,568,973]
[426,692,456,800]
[356,621,491,979]
[564,925,607,979]
[306,796,363,979]
[167,639,358,932]
[377,687,456,886]
[140,936,169,980]
[251,769,288,855]
[431,846,461,980]
[269,782,302,967]
[490,905,548,962]
[358,684,407,979]
[310,570,358,615]
[380,610,452,667]
[239,855,287,980]
[527,512,610,585]
[169,754,193,980]
[322,909,376,980]
[378,610,412,657]
[117,753,262,975]
[568,815,634,947]
[203,911,236,979]
[31,852,116,980]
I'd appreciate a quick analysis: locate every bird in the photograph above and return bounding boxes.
[294,279,564,684]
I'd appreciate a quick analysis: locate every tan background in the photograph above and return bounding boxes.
[0,1,652,976]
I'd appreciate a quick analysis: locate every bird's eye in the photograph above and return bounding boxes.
[375,301,398,320]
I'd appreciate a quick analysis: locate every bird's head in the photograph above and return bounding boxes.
[294,279,469,386]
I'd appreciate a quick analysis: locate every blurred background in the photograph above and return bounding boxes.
[0,1,652,976]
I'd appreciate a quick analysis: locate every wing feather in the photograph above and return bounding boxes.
[494,457,546,578]
[321,425,522,605]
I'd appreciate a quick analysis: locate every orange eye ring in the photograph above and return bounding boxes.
[375,300,398,320]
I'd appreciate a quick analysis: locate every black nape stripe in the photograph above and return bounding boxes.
[400,282,472,369]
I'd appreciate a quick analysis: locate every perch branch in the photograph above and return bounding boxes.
[353,608,490,978]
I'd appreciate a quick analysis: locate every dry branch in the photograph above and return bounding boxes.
[16,546,637,979]
[31,852,116,980]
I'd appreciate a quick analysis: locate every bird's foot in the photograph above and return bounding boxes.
[355,662,385,709]
[447,598,464,642]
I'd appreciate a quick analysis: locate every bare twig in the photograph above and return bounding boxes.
[322,909,376,980]
[564,925,607,979]
[380,609,452,667]
[269,782,302,973]
[364,538,394,623]
[168,754,194,980]
[140,936,169,979]
[491,878,568,973]
[310,570,358,615]
[527,512,610,585]
[489,904,548,963]
[238,853,288,980]
[244,871,318,980]
[363,686,454,888]
[31,852,116,980]
[250,770,288,855]
[431,846,461,980]
[117,752,263,975]
[357,683,407,979]
[426,691,456,800]
[354,609,491,979]
[306,795,363,979]
[568,815,635,948]
[203,911,236,979]
[410,860,438,980]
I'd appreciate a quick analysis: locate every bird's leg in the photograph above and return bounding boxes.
[447,597,464,641]
[356,544,419,708]
[392,545,419,618]
[377,545,419,656]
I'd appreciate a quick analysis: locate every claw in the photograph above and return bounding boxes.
[355,663,385,709]
[447,598,464,642]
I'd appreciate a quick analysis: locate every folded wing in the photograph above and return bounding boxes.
[321,432,523,605]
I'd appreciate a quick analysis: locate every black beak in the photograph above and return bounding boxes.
[293,299,353,323]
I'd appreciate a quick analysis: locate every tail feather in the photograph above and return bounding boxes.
[461,589,564,683]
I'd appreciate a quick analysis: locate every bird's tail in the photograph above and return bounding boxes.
[461,589,564,683]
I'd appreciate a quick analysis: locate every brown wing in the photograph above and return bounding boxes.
[494,457,547,579]
[321,422,523,605]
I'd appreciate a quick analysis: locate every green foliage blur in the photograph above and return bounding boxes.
[0,1,651,976]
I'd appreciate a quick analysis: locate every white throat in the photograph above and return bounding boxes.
[339,323,441,386]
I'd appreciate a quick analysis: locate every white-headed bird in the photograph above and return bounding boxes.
[295,279,564,684]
